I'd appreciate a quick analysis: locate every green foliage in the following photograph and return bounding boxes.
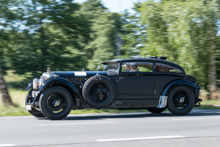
[80,0,122,70]
[120,4,147,59]
[1,0,90,77]
[0,0,220,90]
[140,0,220,87]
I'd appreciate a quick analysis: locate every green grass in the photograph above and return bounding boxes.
[0,106,30,116]
[199,100,220,105]
[0,106,150,117]
[4,70,32,91]
[196,105,220,109]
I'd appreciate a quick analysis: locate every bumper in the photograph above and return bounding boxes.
[194,89,202,106]
[25,89,40,110]
[26,104,32,110]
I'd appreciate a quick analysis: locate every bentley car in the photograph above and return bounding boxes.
[25,57,202,120]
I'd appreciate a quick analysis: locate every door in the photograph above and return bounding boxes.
[117,62,155,96]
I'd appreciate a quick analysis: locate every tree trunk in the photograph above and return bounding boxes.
[208,30,217,92]
[0,64,13,106]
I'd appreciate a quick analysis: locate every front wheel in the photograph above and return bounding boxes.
[39,86,73,120]
[28,106,44,117]
[147,107,166,114]
[167,86,195,115]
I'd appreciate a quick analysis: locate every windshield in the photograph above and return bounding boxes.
[103,62,119,71]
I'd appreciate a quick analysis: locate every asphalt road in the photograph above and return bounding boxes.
[1,109,220,147]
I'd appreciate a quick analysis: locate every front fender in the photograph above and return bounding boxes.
[28,77,80,104]
[157,79,200,108]
[38,77,80,98]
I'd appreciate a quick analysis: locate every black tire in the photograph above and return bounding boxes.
[147,107,166,114]
[82,75,115,109]
[167,86,195,115]
[28,107,44,117]
[26,92,44,118]
[39,86,73,120]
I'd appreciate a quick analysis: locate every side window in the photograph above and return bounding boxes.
[121,62,153,72]
[156,63,183,73]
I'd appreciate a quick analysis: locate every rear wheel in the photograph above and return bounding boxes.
[147,107,166,114]
[167,86,195,115]
[39,86,73,120]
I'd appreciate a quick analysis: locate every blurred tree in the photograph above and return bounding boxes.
[140,0,220,91]
[6,0,90,77]
[0,0,18,105]
[0,64,12,105]
[80,0,122,70]
[120,4,147,59]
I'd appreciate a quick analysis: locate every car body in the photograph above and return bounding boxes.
[25,57,201,120]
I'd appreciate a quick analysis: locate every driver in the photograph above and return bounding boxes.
[125,63,131,72]
[130,63,138,72]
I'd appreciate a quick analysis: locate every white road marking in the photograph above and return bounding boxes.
[38,121,116,126]
[96,135,185,142]
[0,144,15,147]
[172,117,220,121]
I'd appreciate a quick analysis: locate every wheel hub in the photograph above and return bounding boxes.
[52,99,61,107]
[47,94,65,111]
[179,97,185,103]
[173,91,188,107]
[90,83,109,102]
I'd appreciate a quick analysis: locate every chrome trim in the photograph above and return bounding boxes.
[179,97,185,103]
[39,77,45,88]
[32,91,39,97]
[42,72,59,80]
[157,96,168,108]
[54,99,61,107]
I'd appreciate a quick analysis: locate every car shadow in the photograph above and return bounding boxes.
[59,109,220,121]
[36,109,220,121]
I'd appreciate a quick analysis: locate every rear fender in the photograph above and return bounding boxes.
[157,79,201,108]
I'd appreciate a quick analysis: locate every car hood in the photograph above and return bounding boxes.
[52,71,109,78]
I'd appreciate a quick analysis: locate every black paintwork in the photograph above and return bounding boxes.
[26,57,201,109]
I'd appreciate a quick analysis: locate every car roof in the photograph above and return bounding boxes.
[102,57,185,72]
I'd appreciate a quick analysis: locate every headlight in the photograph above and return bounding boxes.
[33,78,39,90]
[39,77,45,87]
[32,68,58,90]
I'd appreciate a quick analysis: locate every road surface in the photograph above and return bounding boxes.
[1,109,220,147]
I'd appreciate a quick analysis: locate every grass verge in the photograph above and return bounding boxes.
[0,106,30,116]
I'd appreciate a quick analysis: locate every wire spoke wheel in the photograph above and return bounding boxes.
[82,75,115,109]
[173,91,189,110]
[46,94,66,113]
[167,86,195,115]
[89,83,110,103]
[39,86,73,120]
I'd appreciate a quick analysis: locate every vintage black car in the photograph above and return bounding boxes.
[25,57,201,120]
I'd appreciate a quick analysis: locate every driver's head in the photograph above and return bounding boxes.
[130,63,137,70]
[126,64,130,70]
